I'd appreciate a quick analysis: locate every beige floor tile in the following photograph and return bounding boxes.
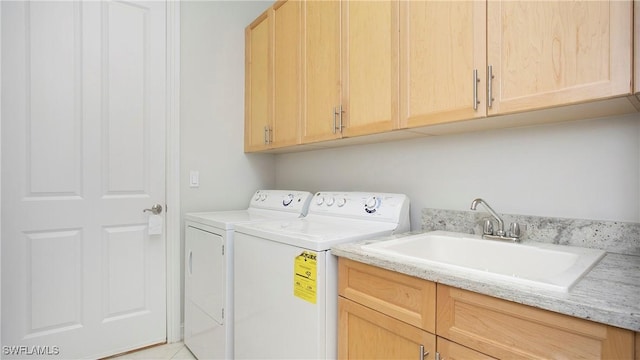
[109,342,186,360]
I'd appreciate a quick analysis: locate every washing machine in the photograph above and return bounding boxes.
[183,190,312,359]
[233,191,410,359]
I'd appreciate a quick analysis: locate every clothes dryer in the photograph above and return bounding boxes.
[183,190,312,359]
[233,191,410,359]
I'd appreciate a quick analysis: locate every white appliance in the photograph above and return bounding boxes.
[183,190,313,360]
[233,191,411,359]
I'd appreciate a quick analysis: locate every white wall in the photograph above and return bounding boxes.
[181,0,274,214]
[275,114,640,229]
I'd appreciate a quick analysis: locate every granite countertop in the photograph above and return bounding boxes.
[332,232,640,332]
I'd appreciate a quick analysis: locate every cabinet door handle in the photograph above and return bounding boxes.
[332,107,337,134]
[473,69,480,110]
[188,250,193,276]
[487,65,495,109]
[333,106,344,134]
[419,345,429,360]
[264,126,269,144]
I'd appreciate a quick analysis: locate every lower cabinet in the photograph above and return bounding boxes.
[338,258,635,360]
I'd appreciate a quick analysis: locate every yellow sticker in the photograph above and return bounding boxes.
[294,251,317,304]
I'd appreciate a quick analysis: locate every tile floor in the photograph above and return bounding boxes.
[109,342,196,360]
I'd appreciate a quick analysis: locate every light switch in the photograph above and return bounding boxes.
[189,171,199,188]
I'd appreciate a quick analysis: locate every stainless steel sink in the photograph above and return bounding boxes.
[363,231,605,291]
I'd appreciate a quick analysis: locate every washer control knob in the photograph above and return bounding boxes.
[254,192,261,201]
[283,194,294,207]
[336,198,346,207]
[326,197,335,206]
[364,196,380,213]
[315,196,325,206]
[260,193,268,201]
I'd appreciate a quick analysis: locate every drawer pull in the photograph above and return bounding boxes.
[419,345,429,359]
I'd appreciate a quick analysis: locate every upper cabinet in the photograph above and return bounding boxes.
[246,0,637,153]
[400,1,487,128]
[245,1,301,152]
[301,0,399,144]
[487,1,632,115]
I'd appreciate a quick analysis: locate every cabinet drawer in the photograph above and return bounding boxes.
[338,258,436,332]
[437,284,634,359]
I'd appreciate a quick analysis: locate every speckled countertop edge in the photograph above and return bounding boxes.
[331,232,640,332]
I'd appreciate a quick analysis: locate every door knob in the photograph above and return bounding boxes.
[143,204,163,215]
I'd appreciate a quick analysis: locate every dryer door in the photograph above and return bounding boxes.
[185,226,225,324]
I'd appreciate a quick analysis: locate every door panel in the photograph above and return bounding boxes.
[106,1,148,194]
[28,230,83,333]
[1,1,167,358]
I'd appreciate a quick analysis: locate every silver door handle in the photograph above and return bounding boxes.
[143,204,163,215]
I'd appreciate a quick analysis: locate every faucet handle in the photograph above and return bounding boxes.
[483,219,494,235]
[508,222,521,238]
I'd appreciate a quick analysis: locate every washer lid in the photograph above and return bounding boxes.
[234,215,398,251]
[184,208,304,230]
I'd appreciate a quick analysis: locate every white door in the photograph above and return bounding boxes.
[1,1,167,359]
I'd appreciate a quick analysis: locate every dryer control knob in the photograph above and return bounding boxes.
[315,196,325,206]
[364,196,380,213]
[336,198,346,207]
[260,193,268,201]
[283,194,294,207]
[326,197,335,206]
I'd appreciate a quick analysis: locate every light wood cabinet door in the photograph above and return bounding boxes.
[271,0,300,148]
[487,1,632,115]
[400,1,486,128]
[244,10,271,152]
[301,0,342,144]
[436,337,496,360]
[339,297,436,360]
[437,284,634,359]
[341,0,399,137]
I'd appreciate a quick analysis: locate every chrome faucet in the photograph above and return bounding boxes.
[470,198,520,242]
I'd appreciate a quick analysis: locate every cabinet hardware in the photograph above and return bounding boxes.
[473,69,480,110]
[435,351,442,360]
[332,106,343,134]
[487,65,495,108]
[419,345,429,360]
[332,107,337,134]
[263,126,272,145]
